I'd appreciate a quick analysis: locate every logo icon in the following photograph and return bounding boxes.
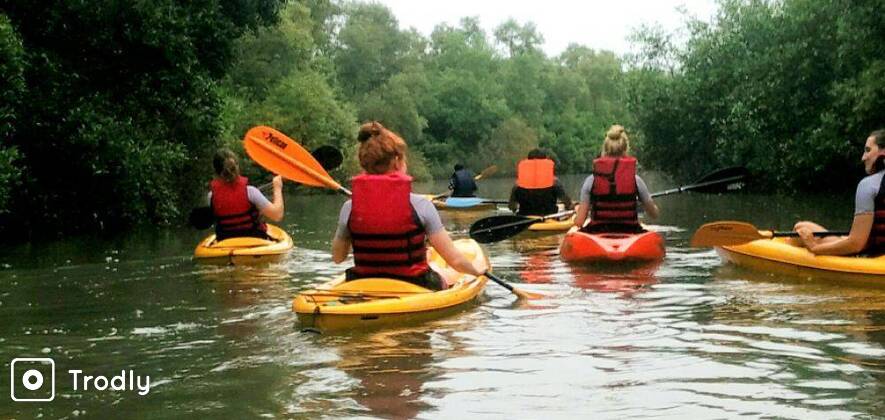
[10,358,55,402]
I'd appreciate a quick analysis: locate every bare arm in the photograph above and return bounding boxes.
[331,236,351,264]
[574,203,589,228]
[508,185,519,213]
[800,213,872,255]
[642,199,660,220]
[260,175,285,222]
[427,230,487,276]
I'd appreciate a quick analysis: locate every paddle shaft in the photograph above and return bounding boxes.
[472,210,575,237]
[651,174,745,198]
[769,230,850,238]
[485,272,516,292]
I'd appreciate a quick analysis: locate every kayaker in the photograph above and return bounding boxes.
[331,121,486,290]
[208,149,285,240]
[574,125,659,232]
[508,148,573,216]
[793,129,885,255]
[449,164,478,197]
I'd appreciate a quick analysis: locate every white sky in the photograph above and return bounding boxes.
[373,0,720,56]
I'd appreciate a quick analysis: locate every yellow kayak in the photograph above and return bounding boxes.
[293,239,489,331]
[194,224,294,265]
[717,238,885,283]
[527,214,576,232]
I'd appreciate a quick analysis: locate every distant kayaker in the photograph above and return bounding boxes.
[331,122,486,290]
[449,164,478,197]
[574,125,660,232]
[208,149,285,240]
[508,148,573,216]
[794,129,885,255]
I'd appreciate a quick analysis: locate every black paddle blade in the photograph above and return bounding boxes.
[692,166,749,193]
[311,145,343,171]
[189,206,214,230]
[469,215,534,243]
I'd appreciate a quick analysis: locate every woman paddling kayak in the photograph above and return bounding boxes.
[207,149,285,240]
[574,125,660,232]
[793,129,885,255]
[331,122,486,290]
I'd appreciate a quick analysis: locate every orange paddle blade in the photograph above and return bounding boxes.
[243,126,342,191]
[690,221,771,247]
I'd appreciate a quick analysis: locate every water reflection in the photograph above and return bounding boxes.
[335,328,435,419]
[569,262,661,295]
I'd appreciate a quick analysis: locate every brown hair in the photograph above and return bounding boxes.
[357,121,407,174]
[871,129,885,172]
[213,149,240,183]
[602,124,629,157]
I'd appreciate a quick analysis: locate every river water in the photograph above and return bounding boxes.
[1,174,883,418]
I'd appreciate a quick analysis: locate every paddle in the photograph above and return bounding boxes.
[484,271,545,300]
[651,166,749,198]
[690,221,850,247]
[243,126,352,196]
[470,210,576,244]
[432,165,499,200]
[189,143,344,229]
[474,165,499,181]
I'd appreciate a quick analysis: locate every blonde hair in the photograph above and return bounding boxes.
[356,121,408,174]
[602,125,629,157]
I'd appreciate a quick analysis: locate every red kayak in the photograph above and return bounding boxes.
[559,227,665,263]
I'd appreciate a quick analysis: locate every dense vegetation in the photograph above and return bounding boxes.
[0,0,883,238]
[627,0,885,189]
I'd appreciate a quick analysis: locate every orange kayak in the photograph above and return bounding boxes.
[559,227,665,263]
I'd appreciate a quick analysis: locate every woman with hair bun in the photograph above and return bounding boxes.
[573,124,659,231]
[793,129,885,255]
[208,149,285,240]
[331,121,486,290]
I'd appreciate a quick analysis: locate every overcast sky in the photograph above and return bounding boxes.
[373,0,720,56]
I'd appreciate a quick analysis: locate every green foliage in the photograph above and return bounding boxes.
[334,2,414,97]
[0,0,283,236]
[626,0,885,190]
[220,1,356,184]
[0,14,23,213]
[476,117,538,176]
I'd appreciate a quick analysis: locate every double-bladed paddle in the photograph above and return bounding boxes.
[690,221,850,247]
[242,126,541,300]
[470,210,576,244]
[188,143,344,229]
[650,166,749,198]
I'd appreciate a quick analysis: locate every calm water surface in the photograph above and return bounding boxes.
[1,174,883,418]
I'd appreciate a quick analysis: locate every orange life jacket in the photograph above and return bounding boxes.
[589,157,639,228]
[348,172,429,280]
[516,159,555,189]
[515,158,558,215]
[210,176,267,240]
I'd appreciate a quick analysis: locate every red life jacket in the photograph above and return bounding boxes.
[589,156,640,228]
[210,176,266,240]
[348,172,429,279]
[867,173,885,254]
